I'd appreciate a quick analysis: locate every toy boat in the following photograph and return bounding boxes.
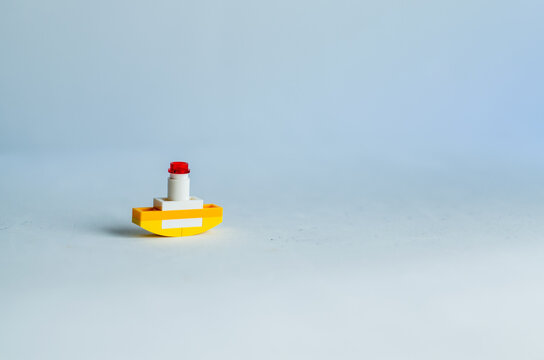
[132,162,223,237]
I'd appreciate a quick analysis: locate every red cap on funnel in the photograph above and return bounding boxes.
[168,162,190,174]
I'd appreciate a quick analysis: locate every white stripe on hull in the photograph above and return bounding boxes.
[162,218,203,229]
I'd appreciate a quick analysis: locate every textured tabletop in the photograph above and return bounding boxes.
[1,0,543,357]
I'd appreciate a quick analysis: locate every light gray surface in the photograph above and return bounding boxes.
[1,148,544,359]
[2,0,544,357]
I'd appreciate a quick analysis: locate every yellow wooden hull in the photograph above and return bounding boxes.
[132,204,223,237]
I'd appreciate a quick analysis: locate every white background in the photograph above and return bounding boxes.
[2,0,544,358]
